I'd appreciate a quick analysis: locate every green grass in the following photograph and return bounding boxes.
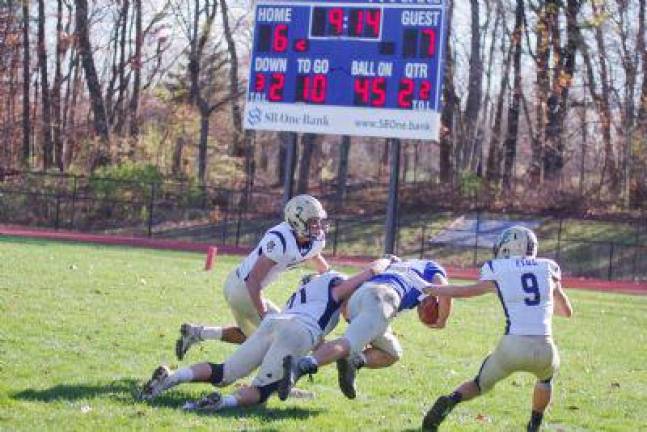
[1,238,646,431]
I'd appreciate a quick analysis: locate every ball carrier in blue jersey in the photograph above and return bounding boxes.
[140,258,393,410]
[421,226,573,432]
[278,258,453,400]
[175,195,330,359]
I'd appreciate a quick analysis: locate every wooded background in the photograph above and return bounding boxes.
[0,0,646,212]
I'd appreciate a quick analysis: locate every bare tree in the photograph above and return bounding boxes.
[75,0,111,154]
[297,133,316,194]
[129,0,142,137]
[21,0,30,166]
[37,0,53,169]
[439,0,455,183]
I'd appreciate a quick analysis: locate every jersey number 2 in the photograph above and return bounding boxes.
[521,273,540,306]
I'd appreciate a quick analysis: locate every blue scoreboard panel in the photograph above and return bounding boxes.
[243,0,447,140]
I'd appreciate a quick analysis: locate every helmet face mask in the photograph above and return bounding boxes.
[284,195,328,241]
[493,226,538,259]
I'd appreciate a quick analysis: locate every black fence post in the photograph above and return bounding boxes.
[148,182,156,238]
[556,218,563,261]
[222,190,230,245]
[473,210,480,267]
[332,218,339,257]
[69,176,77,229]
[608,242,615,280]
[419,224,425,259]
[55,194,61,230]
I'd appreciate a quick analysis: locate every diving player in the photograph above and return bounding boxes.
[278,258,452,400]
[421,226,573,432]
[140,257,394,410]
[176,194,330,359]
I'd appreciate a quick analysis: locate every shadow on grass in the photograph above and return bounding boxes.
[12,378,324,424]
[12,378,141,403]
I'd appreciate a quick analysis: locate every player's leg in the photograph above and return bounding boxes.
[526,337,560,432]
[423,338,512,431]
[175,271,246,360]
[336,327,402,399]
[280,284,397,400]
[140,362,215,400]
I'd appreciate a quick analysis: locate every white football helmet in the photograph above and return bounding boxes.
[284,194,328,240]
[493,225,538,259]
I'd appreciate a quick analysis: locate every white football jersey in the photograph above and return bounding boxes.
[480,258,561,336]
[370,259,446,312]
[280,271,345,339]
[236,222,325,290]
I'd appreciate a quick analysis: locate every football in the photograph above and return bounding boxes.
[417,295,439,326]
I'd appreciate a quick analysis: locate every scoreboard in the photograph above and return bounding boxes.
[243,0,447,140]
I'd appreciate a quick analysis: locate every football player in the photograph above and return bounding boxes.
[140,257,394,410]
[420,226,573,432]
[278,258,452,401]
[176,194,330,360]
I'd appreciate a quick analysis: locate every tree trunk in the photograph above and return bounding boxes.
[21,0,30,166]
[113,0,130,135]
[502,0,524,190]
[220,0,244,157]
[52,0,64,171]
[129,0,142,137]
[297,133,316,194]
[462,0,483,171]
[198,108,209,185]
[38,0,53,170]
[439,0,455,183]
[75,0,110,148]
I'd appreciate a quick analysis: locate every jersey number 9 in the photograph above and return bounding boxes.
[521,273,540,306]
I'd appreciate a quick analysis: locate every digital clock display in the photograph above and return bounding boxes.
[243,0,447,140]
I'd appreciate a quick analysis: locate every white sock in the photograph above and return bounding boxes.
[165,367,194,388]
[199,326,223,340]
[220,395,238,409]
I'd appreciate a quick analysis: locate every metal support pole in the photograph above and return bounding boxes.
[384,139,400,255]
[282,132,298,206]
[148,182,156,237]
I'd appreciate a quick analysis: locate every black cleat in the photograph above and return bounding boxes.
[336,357,357,399]
[422,396,456,431]
[527,421,541,432]
[278,355,300,401]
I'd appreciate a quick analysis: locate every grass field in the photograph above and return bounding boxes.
[1,238,646,431]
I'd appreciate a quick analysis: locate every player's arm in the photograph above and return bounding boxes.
[309,253,330,273]
[245,254,277,318]
[423,280,497,298]
[332,257,391,302]
[427,273,452,329]
[553,280,573,318]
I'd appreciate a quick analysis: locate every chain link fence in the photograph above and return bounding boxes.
[1,171,645,281]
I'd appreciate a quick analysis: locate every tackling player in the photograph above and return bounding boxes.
[278,258,452,401]
[140,257,394,410]
[176,194,330,360]
[421,226,573,432]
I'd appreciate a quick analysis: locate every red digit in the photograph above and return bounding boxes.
[329,8,343,35]
[269,73,285,101]
[371,77,386,107]
[421,28,436,57]
[365,9,381,37]
[398,78,414,108]
[301,76,310,101]
[254,73,265,92]
[272,24,288,52]
[354,10,364,36]
[311,75,327,103]
[354,78,370,105]
[419,80,432,100]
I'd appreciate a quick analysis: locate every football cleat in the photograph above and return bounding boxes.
[175,323,203,360]
[527,420,541,432]
[140,365,171,401]
[182,391,224,411]
[422,395,456,431]
[336,357,358,399]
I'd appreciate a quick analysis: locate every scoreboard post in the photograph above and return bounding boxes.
[243,0,448,141]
